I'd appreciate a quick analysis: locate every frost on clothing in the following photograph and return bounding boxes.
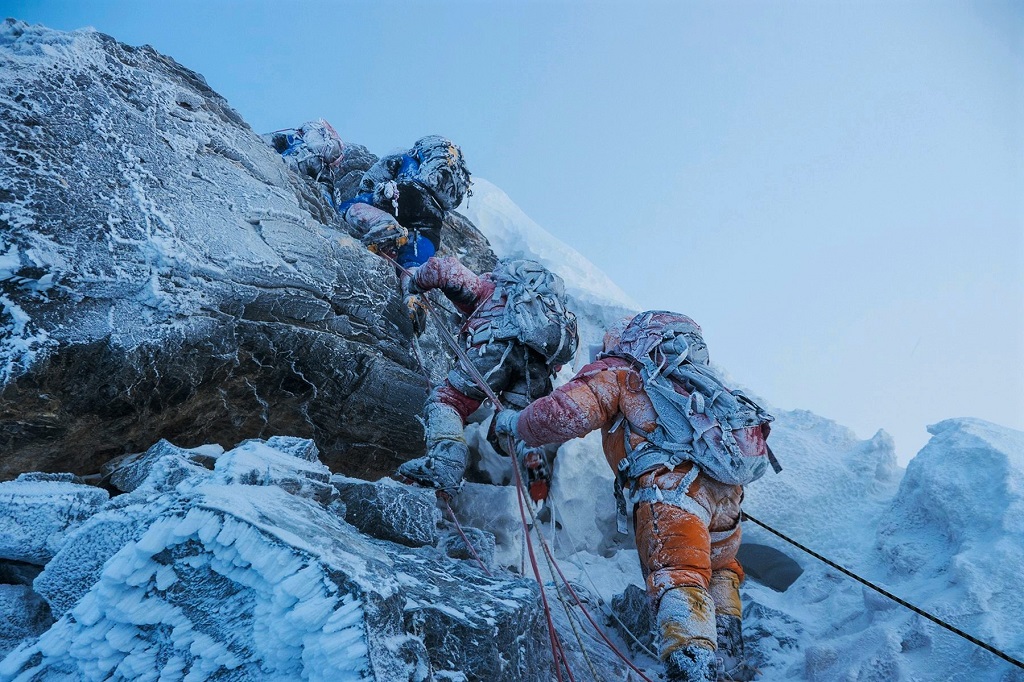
[340,136,470,267]
[397,256,575,495]
[510,315,766,677]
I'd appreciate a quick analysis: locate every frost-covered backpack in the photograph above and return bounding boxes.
[408,135,472,211]
[475,259,578,366]
[270,119,344,183]
[606,311,780,486]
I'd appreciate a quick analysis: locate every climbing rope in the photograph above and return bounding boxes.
[518,482,654,682]
[549,498,660,660]
[380,252,653,679]
[742,512,1024,672]
[528,488,604,682]
[437,491,491,577]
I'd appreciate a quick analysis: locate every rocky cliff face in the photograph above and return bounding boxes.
[0,20,562,681]
[0,19,492,482]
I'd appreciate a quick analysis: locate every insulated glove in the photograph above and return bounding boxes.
[400,270,427,335]
[492,409,520,441]
[344,202,409,254]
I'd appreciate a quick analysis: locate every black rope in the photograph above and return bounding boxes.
[741,512,1024,671]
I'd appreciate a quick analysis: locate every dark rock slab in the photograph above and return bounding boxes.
[736,542,803,592]
[611,583,656,656]
[332,475,438,547]
[0,20,454,482]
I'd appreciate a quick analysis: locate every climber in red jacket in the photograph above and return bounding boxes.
[396,255,578,504]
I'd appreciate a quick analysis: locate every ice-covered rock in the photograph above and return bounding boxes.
[0,474,108,564]
[451,483,525,571]
[437,525,497,570]
[331,475,438,548]
[104,440,220,493]
[611,584,656,655]
[1,20,501,482]
[873,418,1024,679]
[390,544,548,681]
[0,584,52,658]
[215,436,335,504]
[4,436,552,680]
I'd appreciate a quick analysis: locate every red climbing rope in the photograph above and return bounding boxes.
[380,252,651,680]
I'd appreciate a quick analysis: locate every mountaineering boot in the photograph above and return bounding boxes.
[518,446,551,505]
[715,614,757,681]
[658,586,717,682]
[397,402,468,492]
[664,644,717,682]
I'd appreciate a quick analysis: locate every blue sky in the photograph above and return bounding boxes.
[8,0,1023,462]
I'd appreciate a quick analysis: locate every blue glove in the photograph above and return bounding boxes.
[493,409,520,440]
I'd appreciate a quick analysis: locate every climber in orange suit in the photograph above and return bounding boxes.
[493,311,776,681]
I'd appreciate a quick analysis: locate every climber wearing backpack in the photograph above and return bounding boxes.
[338,135,471,269]
[396,256,578,506]
[265,119,345,209]
[492,311,779,682]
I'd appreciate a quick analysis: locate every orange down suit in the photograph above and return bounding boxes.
[514,357,745,657]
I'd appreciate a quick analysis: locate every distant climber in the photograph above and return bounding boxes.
[338,135,471,268]
[265,119,345,209]
[493,311,779,681]
[396,256,578,506]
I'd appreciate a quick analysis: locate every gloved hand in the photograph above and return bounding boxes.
[344,202,409,254]
[492,409,520,440]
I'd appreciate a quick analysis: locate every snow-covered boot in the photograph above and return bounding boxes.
[659,586,717,681]
[397,402,467,491]
[716,614,757,681]
[665,644,717,682]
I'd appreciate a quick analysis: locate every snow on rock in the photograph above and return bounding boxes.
[214,436,335,505]
[735,417,1024,682]
[0,584,52,659]
[743,409,902,567]
[450,483,525,572]
[874,418,1024,679]
[546,431,630,558]
[331,475,439,548]
[2,436,552,681]
[103,440,221,494]
[0,474,109,565]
